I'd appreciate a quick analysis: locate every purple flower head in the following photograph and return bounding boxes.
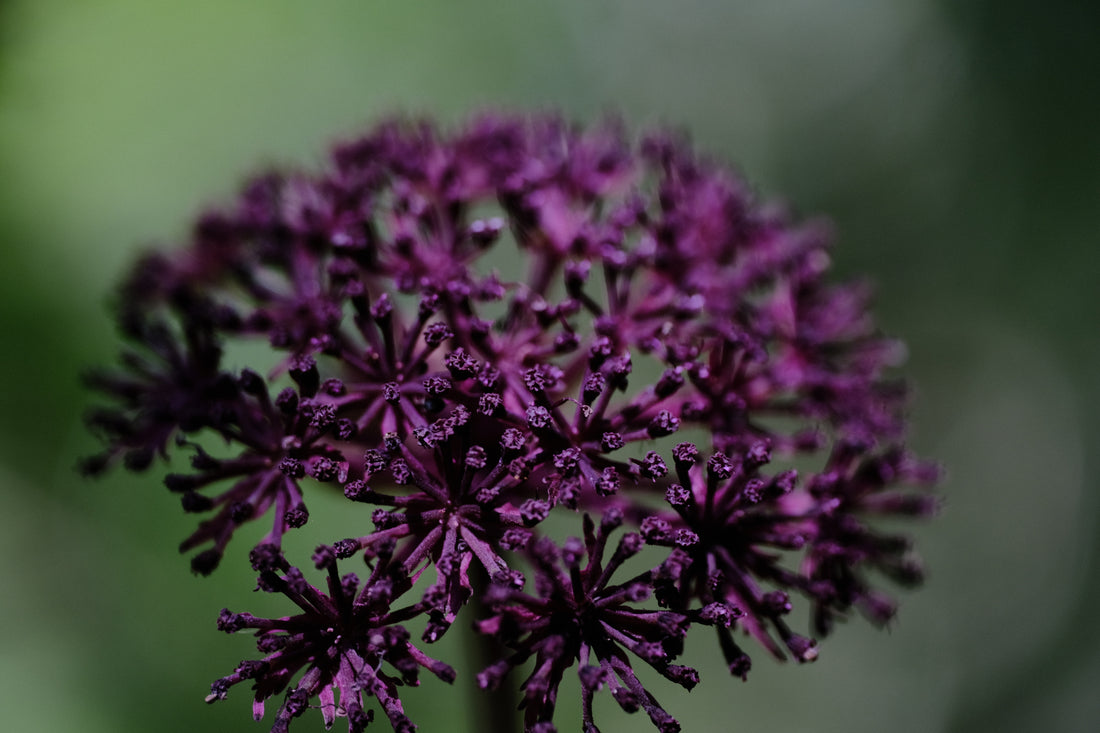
[476,517,727,733]
[208,556,453,733]
[85,113,939,732]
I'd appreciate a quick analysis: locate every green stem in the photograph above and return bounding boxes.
[467,593,518,733]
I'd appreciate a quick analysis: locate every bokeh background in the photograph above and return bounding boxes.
[1,1,1097,731]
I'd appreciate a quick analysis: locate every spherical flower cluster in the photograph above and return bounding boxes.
[84,114,938,733]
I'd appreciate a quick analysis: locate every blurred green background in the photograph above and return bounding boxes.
[1,1,1097,731]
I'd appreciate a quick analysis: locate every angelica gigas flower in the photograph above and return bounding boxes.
[475,514,736,733]
[85,113,938,732]
[208,551,454,733]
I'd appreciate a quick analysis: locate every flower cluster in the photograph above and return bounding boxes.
[85,114,937,733]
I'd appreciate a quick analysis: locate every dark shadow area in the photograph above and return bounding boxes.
[939,1,1100,728]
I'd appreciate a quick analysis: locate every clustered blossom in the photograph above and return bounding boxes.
[208,552,454,733]
[85,114,938,733]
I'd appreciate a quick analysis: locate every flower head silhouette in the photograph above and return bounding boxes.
[86,114,937,732]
